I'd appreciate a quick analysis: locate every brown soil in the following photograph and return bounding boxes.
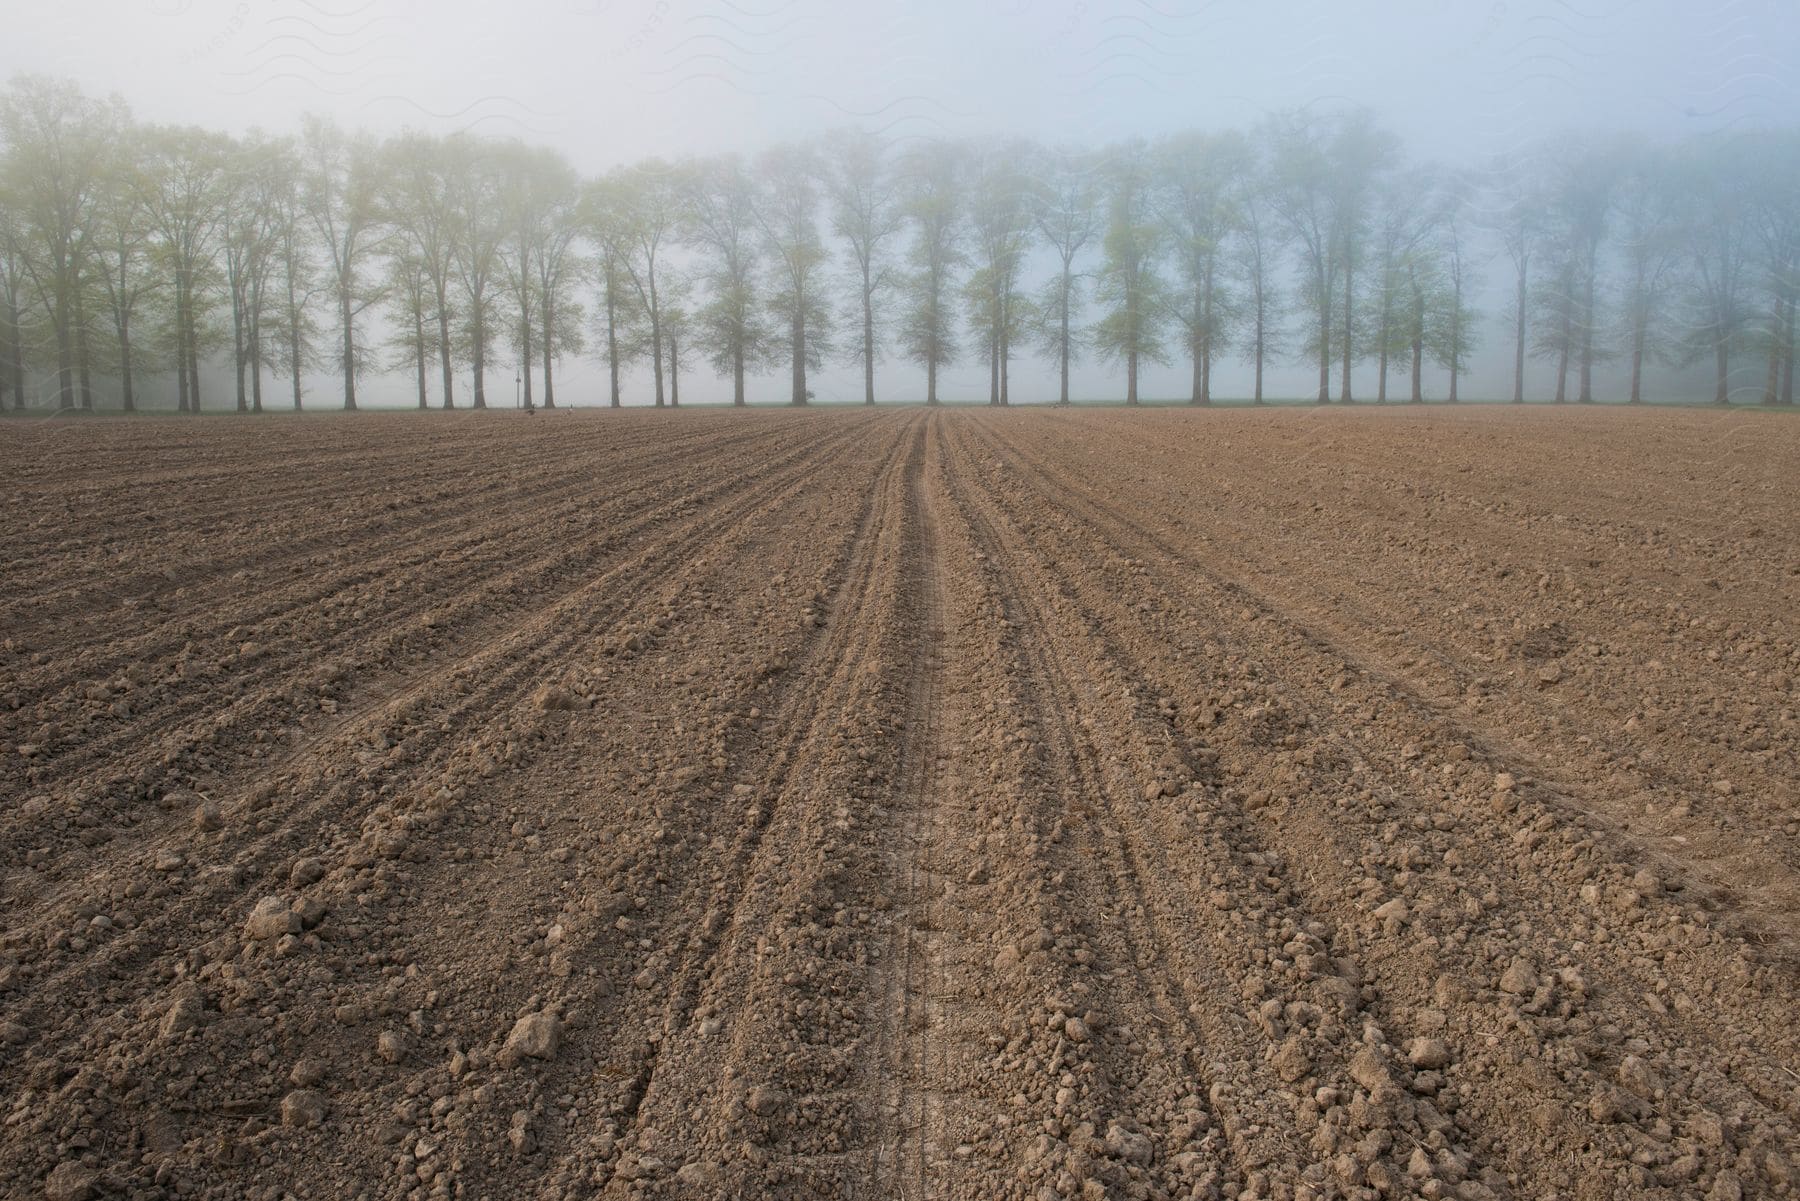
[1,404,1795,1201]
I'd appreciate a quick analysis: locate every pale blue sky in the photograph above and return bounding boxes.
[25,1,1798,163]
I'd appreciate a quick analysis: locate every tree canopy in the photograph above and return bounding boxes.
[0,76,1793,410]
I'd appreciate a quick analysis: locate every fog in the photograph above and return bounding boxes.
[6,0,1799,406]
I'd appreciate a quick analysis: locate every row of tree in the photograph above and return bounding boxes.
[1,74,1795,411]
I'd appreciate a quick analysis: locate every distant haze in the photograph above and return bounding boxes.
[8,0,1799,405]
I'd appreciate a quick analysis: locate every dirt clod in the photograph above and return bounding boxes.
[280,1090,327,1128]
[499,1013,561,1065]
[43,1162,98,1201]
[1406,1037,1450,1070]
[243,896,299,940]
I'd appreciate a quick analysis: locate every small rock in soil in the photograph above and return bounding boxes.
[244,896,300,941]
[499,1012,561,1065]
[280,1090,327,1128]
[747,1085,787,1117]
[1499,958,1539,995]
[44,1161,98,1201]
[377,1029,407,1064]
[1407,1038,1450,1070]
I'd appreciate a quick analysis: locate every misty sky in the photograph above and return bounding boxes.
[9,0,1800,404]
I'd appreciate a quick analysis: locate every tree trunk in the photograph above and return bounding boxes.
[187,302,202,413]
[1189,294,1204,405]
[438,286,455,409]
[1410,285,1424,404]
[1199,270,1214,406]
[862,268,876,405]
[1059,270,1072,405]
[1554,316,1569,404]
[649,313,664,406]
[232,284,248,412]
[1001,320,1011,407]
[999,301,1010,406]
[1629,317,1645,404]
[1376,287,1392,403]
[289,311,304,412]
[250,321,263,414]
[521,319,534,410]
[1714,338,1730,405]
[1764,289,1785,405]
[790,300,806,406]
[648,269,665,408]
[605,281,621,408]
[415,302,428,410]
[1513,262,1527,404]
[1058,331,1071,404]
[1126,350,1139,406]
[117,313,134,413]
[57,343,74,406]
[175,284,190,413]
[472,311,487,409]
[284,267,302,411]
[1578,263,1595,403]
[1784,293,1796,405]
[1253,302,1265,405]
[1339,256,1354,403]
[55,288,75,409]
[75,291,93,410]
[1448,302,1461,404]
[542,294,556,409]
[4,294,24,410]
[669,337,679,408]
[993,333,1008,408]
[340,285,356,411]
[1316,270,1331,404]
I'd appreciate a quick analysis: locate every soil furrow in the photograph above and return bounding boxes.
[0,413,865,851]
[3,405,1795,1201]
[0,415,894,1111]
[0,417,792,686]
[961,408,1800,1198]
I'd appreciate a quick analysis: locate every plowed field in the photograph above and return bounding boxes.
[2,404,1796,1201]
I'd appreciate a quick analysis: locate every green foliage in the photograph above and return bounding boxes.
[896,141,964,392]
[1,73,1796,409]
[1090,143,1172,383]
